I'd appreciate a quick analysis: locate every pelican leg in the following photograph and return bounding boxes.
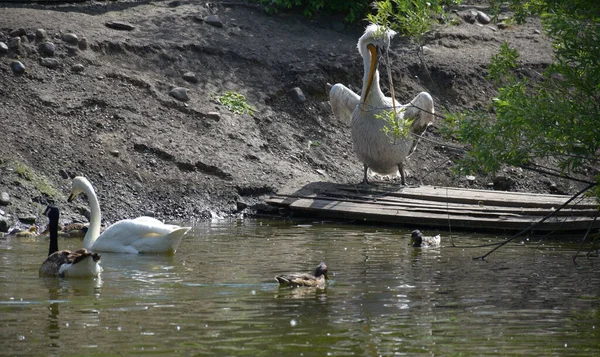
[398,163,406,186]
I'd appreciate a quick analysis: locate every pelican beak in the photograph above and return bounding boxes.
[361,43,378,112]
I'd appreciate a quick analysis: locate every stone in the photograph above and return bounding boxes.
[10,61,25,74]
[18,213,37,224]
[35,28,47,41]
[493,176,515,191]
[0,192,10,206]
[109,150,120,157]
[9,28,26,38]
[476,11,491,24]
[0,42,7,55]
[288,87,306,103]
[205,15,223,28]
[78,37,88,50]
[8,37,21,50]
[41,57,60,69]
[169,87,189,102]
[71,63,85,73]
[63,33,79,45]
[236,200,248,212]
[497,22,509,30]
[206,112,221,121]
[182,72,198,83]
[39,42,56,56]
[0,217,9,233]
[458,10,478,24]
[105,21,135,31]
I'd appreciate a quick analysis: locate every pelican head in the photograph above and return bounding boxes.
[358,24,397,110]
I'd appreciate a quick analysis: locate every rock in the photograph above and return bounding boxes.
[8,37,21,50]
[288,87,306,103]
[0,217,9,233]
[78,37,88,50]
[71,63,85,73]
[205,15,223,28]
[206,112,221,121]
[458,10,478,24]
[18,213,37,224]
[142,210,155,217]
[182,72,198,83]
[63,33,79,45]
[41,57,60,69]
[497,22,509,30]
[39,42,56,56]
[466,175,476,184]
[109,150,120,157]
[0,42,8,55]
[35,28,47,41]
[0,192,10,206]
[476,11,491,24]
[10,61,25,74]
[9,28,26,38]
[169,87,189,102]
[492,176,515,191]
[236,200,248,212]
[105,21,136,31]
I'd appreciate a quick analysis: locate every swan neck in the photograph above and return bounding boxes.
[82,182,102,250]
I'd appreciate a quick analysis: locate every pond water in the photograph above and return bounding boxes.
[1,218,599,356]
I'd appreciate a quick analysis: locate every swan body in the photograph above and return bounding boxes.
[68,176,191,254]
[329,24,435,184]
[410,229,441,248]
[275,262,329,288]
[39,205,102,278]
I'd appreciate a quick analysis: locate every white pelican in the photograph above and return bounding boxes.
[39,205,103,278]
[329,24,435,184]
[68,176,191,254]
[410,229,441,248]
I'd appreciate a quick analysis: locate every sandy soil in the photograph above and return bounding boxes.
[0,0,590,229]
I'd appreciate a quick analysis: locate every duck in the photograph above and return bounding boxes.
[68,176,191,254]
[410,229,441,248]
[275,262,329,288]
[329,24,435,185]
[14,226,38,238]
[39,205,103,278]
[40,222,89,238]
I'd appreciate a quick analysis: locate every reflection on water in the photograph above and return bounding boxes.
[1,218,599,356]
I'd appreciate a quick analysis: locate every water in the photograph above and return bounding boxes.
[1,219,599,356]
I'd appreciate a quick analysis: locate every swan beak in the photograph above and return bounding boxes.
[67,193,76,202]
[361,43,378,112]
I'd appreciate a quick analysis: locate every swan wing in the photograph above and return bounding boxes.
[329,83,360,123]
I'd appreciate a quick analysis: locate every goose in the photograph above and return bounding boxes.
[68,176,191,254]
[39,205,103,277]
[410,229,441,248]
[275,262,329,288]
[329,24,435,185]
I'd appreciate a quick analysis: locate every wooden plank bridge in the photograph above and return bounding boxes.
[266,183,600,233]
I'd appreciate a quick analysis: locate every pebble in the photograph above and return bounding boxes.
[10,61,25,74]
[288,87,306,103]
[8,37,21,50]
[476,11,491,24]
[182,72,198,83]
[9,28,26,38]
[169,87,189,102]
[205,15,223,28]
[71,63,85,72]
[497,22,509,30]
[63,33,79,45]
[35,28,47,41]
[41,57,60,69]
[109,150,120,157]
[206,112,221,121]
[105,21,136,31]
[0,42,7,55]
[39,42,56,56]
[0,192,10,206]
[78,37,88,50]
[18,214,37,224]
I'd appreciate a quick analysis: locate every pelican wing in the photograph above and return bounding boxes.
[329,83,360,123]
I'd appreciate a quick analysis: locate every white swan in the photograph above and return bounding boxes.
[68,176,191,254]
[39,205,103,277]
[329,24,435,185]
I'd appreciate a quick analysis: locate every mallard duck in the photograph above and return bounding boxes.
[15,226,38,238]
[329,24,435,185]
[275,262,329,288]
[41,222,88,238]
[410,229,441,248]
[68,176,191,254]
[39,205,103,278]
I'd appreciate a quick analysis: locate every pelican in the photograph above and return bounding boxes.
[275,262,329,288]
[329,24,435,185]
[410,229,441,248]
[39,205,103,278]
[68,176,191,254]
